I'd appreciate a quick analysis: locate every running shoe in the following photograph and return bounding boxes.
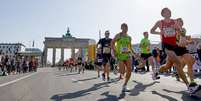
[122,85,130,92]
[188,82,201,94]
[102,73,105,81]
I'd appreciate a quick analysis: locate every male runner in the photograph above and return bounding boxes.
[97,30,112,81]
[150,8,200,94]
[111,23,135,92]
[95,45,103,77]
[139,32,152,72]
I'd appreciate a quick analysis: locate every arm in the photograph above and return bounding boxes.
[150,21,161,35]
[186,36,193,44]
[128,37,136,56]
[139,40,143,48]
[96,39,101,47]
[111,34,119,55]
[129,42,135,55]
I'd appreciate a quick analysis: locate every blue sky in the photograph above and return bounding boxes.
[0,0,201,61]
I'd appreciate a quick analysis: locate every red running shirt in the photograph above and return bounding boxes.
[160,19,177,46]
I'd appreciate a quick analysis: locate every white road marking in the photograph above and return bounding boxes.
[0,72,38,88]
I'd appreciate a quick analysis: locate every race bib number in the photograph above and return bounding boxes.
[103,47,111,54]
[163,27,176,37]
[98,59,103,63]
[121,47,129,54]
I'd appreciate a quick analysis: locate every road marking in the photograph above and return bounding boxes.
[0,72,38,88]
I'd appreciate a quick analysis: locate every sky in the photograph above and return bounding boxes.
[0,0,201,61]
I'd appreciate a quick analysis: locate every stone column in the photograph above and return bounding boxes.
[52,48,56,67]
[79,48,83,57]
[61,48,64,63]
[43,47,48,67]
[71,48,75,59]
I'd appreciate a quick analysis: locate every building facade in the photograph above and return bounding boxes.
[0,43,25,56]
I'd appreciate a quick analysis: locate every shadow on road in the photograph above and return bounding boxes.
[162,89,201,101]
[151,91,177,101]
[96,91,126,101]
[73,77,97,83]
[50,78,120,101]
[56,73,79,77]
[129,80,160,96]
[97,91,119,101]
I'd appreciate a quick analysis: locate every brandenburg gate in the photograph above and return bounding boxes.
[42,28,96,67]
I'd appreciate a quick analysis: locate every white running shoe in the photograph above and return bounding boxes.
[122,85,130,92]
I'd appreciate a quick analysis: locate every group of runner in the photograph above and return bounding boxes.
[95,7,201,94]
[61,57,85,74]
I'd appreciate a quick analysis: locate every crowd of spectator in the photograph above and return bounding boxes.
[0,53,38,76]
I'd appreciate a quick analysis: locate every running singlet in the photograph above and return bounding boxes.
[140,38,151,54]
[98,38,112,54]
[116,34,132,61]
[160,20,177,46]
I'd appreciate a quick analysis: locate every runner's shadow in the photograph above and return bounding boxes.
[129,80,159,96]
[97,91,126,101]
[97,91,119,101]
[163,89,201,101]
[56,73,79,77]
[50,78,120,101]
[73,77,97,83]
[151,91,178,101]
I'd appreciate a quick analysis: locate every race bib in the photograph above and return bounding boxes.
[103,47,111,54]
[121,47,129,54]
[98,59,103,63]
[163,27,176,37]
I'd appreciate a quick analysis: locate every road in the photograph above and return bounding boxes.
[0,67,201,101]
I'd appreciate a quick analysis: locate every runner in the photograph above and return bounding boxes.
[97,30,112,81]
[94,45,103,78]
[151,47,161,80]
[138,32,160,80]
[139,32,152,72]
[150,8,200,94]
[77,56,84,74]
[111,23,135,92]
[69,58,74,72]
[159,18,196,82]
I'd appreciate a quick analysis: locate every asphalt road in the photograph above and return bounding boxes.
[0,67,201,101]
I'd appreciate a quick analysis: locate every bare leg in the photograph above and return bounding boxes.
[182,54,195,82]
[124,59,132,86]
[166,50,189,86]
[159,56,174,73]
